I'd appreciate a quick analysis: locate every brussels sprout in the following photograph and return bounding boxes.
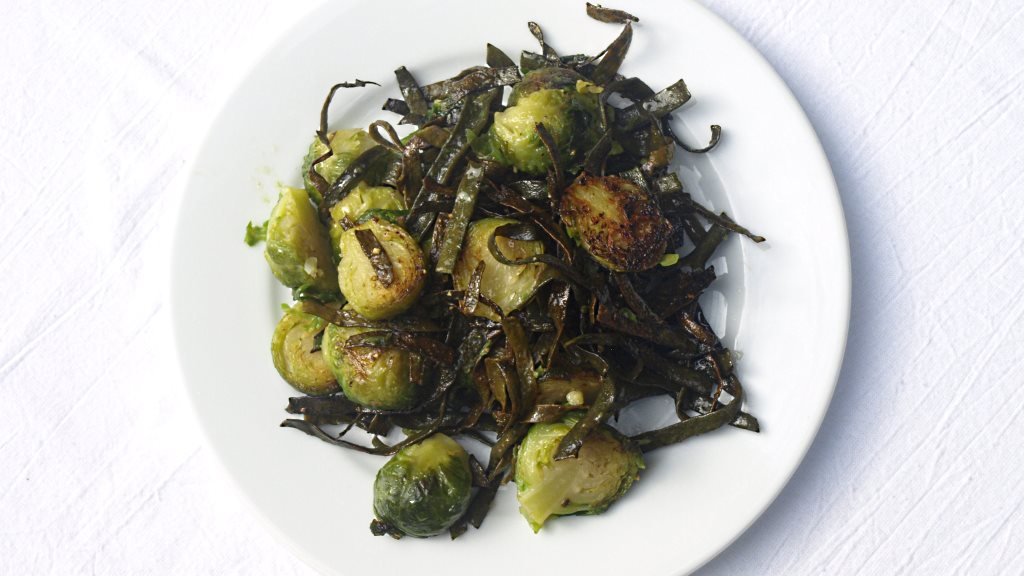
[321,318,423,410]
[373,434,473,538]
[559,174,674,272]
[451,217,552,321]
[327,183,406,256]
[489,69,600,175]
[337,219,426,320]
[270,301,338,396]
[508,67,586,105]
[264,187,338,295]
[514,414,643,532]
[301,129,377,201]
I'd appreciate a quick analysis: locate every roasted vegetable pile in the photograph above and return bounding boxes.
[246,3,764,539]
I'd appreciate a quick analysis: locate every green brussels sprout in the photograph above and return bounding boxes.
[559,174,674,272]
[536,369,605,405]
[451,217,552,321]
[321,317,423,410]
[337,219,426,320]
[301,129,377,202]
[270,301,338,396]
[327,183,406,256]
[491,89,573,175]
[488,69,600,175]
[373,434,473,538]
[508,67,588,105]
[514,414,644,532]
[264,186,338,295]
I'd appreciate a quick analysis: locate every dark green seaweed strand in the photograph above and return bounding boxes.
[435,162,484,274]
[528,21,559,61]
[408,89,500,239]
[681,223,729,269]
[586,3,639,23]
[630,378,744,452]
[280,418,439,456]
[394,66,429,123]
[617,79,691,132]
[319,146,391,221]
[354,229,394,287]
[486,43,517,68]
[553,375,617,460]
[591,22,632,85]
[686,203,765,243]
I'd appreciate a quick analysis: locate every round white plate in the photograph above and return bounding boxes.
[171,1,849,574]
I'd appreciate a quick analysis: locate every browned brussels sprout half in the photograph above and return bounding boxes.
[270,302,338,396]
[559,174,673,272]
[452,218,552,321]
[337,219,426,320]
[321,319,423,411]
[372,434,472,538]
[515,413,643,532]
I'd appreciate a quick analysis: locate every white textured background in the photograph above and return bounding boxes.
[2,0,1022,574]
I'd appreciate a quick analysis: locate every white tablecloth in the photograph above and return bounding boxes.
[3,1,1021,573]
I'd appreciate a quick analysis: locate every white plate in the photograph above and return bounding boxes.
[171,1,849,574]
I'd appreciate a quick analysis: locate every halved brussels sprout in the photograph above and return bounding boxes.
[452,217,552,321]
[559,174,673,272]
[321,318,423,410]
[270,301,338,396]
[327,183,406,256]
[264,187,338,295]
[514,413,643,532]
[373,434,473,538]
[508,67,587,105]
[337,219,426,320]
[301,129,377,202]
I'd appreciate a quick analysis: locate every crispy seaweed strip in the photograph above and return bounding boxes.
[320,146,391,219]
[631,342,715,393]
[654,173,684,195]
[308,80,380,199]
[367,120,405,153]
[584,131,614,176]
[435,162,484,274]
[408,89,500,238]
[467,483,500,529]
[668,121,722,153]
[616,79,692,132]
[685,203,765,243]
[547,282,571,368]
[422,66,521,104]
[535,122,564,194]
[354,229,394,287]
[486,43,517,68]
[281,417,439,456]
[592,22,632,85]
[596,303,700,354]
[586,3,639,23]
[681,223,729,269]
[689,395,760,432]
[630,379,744,452]
[382,97,410,117]
[502,316,539,412]
[488,223,593,290]
[528,21,559,61]
[462,261,485,315]
[523,404,580,423]
[506,179,549,201]
[554,374,617,460]
[489,185,575,258]
[394,66,429,124]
